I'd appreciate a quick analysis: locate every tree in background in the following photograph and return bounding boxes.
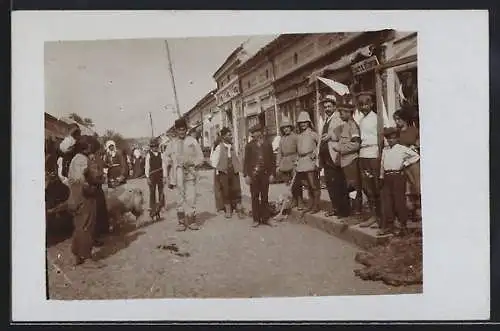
[68,113,95,128]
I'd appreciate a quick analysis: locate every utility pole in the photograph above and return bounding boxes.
[164,40,182,119]
[149,111,154,137]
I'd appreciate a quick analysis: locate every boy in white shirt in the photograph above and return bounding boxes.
[378,127,420,236]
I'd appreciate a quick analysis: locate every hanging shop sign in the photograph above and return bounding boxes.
[351,55,380,76]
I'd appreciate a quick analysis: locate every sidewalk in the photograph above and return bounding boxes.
[240,181,419,250]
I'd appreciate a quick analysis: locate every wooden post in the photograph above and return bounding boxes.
[375,69,385,157]
[315,78,320,131]
[149,111,154,137]
[164,40,182,119]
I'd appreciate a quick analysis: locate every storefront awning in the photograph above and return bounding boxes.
[308,45,372,84]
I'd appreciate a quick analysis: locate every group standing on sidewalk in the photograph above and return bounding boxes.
[205,88,420,237]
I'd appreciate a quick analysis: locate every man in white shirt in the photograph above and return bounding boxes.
[209,127,244,219]
[356,91,382,228]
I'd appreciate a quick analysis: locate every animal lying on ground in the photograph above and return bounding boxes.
[105,186,145,231]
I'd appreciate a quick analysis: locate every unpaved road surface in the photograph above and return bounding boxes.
[46,171,422,299]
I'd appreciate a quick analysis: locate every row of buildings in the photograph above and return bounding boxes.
[169,30,418,158]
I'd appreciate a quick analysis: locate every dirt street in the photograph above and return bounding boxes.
[46,170,422,299]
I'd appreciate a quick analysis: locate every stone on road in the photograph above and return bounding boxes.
[46,170,422,299]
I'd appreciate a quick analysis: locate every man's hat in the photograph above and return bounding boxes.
[174,118,188,129]
[383,127,400,138]
[280,118,293,128]
[220,127,231,136]
[355,90,375,98]
[249,123,263,133]
[336,103,356,112]
[149,138,159,147]
[320,94,337,105]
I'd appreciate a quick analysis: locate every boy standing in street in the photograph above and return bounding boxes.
[145,138,167,218]
[243,124,276,227]
[378,127,420,236]
[166,118,205,231]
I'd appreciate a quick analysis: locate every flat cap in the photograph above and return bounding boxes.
[174,118,188,129]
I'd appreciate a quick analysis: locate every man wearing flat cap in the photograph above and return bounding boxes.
[165,118,204,231]
[318,95,346,217]
[276,118,303,208]
[210,127,244,219]
[243,123,276,227]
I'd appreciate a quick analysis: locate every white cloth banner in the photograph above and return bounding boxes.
[317,77,350,96]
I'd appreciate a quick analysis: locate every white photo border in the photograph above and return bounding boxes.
[11,10,490,321]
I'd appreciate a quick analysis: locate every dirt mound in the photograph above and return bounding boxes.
[354,234,423,287]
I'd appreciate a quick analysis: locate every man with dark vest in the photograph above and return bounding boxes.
[243,124,276,227]
[145,138,167,216]
[318,95,347,217]
[210,127,244,218]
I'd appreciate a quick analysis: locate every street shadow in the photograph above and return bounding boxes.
[195,211,218,226]
[92,229,145,261]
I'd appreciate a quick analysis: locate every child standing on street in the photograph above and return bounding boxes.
[145,138,167,219]
[379,127,420,237]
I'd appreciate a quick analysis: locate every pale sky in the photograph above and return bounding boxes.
[44,35,276,138]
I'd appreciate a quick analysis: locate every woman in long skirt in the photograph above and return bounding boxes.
[67,135,105,268]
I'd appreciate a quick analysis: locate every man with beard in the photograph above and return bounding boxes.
[356,91,382,229]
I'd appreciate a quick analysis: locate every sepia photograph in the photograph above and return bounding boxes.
[44,31,423,300]
[12,10,489,321]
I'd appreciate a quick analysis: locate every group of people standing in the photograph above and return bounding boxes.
[206,89,421,236]
[274,90,421,236]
